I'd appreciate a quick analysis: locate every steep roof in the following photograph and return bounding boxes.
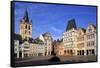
[79,28,86,33]
[81,28,86,33]
[28,38,34,43]
[23,9,29,22]
[66,19,77,31]
[91,24,96,29]
[21,37,34,43]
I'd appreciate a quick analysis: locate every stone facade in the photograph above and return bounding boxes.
[63,19,77,56]
[54,41,64,56]
[14,33,22,58]
[20,10,32,40]
[63,19,97,56]
[76,28,87,56]
[29,44,38,56]
[63,28,77,56]
[39,32,53,56]
[21,41,30,58]
[14,40,20,58]
[86,23,97,56]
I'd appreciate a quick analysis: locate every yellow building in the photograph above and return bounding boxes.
[76,28,86,56]
[20,10,32,40]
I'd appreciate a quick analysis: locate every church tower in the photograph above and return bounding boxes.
[19,9,32,40]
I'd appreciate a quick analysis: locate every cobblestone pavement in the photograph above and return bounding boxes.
[14,56,97,67]
[58,55,97,62]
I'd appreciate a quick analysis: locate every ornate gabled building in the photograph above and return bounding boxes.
[76,28,86,56]
[20,10,32,40]
[63,19,77,56]
[86,23,97,56]
[63,19,97,56]
[39,32,53,56]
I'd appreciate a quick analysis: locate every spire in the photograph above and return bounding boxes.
[23,9,29,22]
[66,19,77,31]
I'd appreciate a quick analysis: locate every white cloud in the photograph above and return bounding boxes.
[51,26,63,40]
[51,27,62,33]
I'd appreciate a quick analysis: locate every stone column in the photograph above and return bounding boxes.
[22,47,24,58]
[17,51,19,58]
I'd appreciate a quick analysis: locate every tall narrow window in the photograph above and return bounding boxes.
[92,49,95,55]
[25,24,27,29]
[29,26,30,30]
[29,31,30,35]
[64,50,66,54]
[93,41,94,46]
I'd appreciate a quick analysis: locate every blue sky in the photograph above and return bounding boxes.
[14,2,97,40]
